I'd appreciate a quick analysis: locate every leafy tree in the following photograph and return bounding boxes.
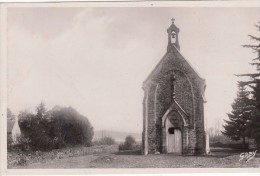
[124,135,136,149]
[18,110,51,150]
[18,103,94,151]
[119,135,137,151]
[49,106,94,147]
[222,85,254,149]
[237,22,260,148]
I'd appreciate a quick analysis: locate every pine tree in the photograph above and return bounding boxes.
[36,101,47,119]
[237,22,260,148]
[250,80,260,147]
[222,85,254,149]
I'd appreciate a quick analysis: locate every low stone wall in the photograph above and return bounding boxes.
[8,145,119,168]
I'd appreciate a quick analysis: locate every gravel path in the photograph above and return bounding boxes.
[15,151,260,168]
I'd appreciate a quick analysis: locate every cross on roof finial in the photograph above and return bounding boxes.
[171,18,175,24]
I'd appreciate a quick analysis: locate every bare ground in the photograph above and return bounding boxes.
[13,149,260,168]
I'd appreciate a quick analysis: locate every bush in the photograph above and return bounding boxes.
[93,136,116,146]
[119,135,136,151]
[124,135,136,148]
[18,103,94,151]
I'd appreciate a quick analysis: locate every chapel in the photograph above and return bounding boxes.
[142,19,207,155]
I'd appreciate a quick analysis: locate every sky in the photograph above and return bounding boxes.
[7,7,259,133]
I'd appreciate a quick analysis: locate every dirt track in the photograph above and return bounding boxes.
[15,150,260,168]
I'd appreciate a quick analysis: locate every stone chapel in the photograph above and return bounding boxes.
[142,19,207,155]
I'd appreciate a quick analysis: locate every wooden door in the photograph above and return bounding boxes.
[167,128,182,154]
[174,129,182,154]
[168,132,175,153]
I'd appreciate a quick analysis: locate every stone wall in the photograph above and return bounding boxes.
[147,85,156,153]
[195,96,206,154]
[155,74,172,152]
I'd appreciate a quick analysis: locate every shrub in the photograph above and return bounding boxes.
[118,143,126,150]
[93,136,116,146]
[49,106,94,147]
[119,135,136,151]
[18,103,94,151]
[124,135,136,148]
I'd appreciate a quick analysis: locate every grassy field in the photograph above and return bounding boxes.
[13,148,260,168]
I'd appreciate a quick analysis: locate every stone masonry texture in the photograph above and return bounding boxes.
[142,44,206,155]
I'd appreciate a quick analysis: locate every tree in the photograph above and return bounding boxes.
[18,110,42,150]
[250,80,260,147]
[222,85,254,149]
[119,135,137,151]
[237,22,260,148]
[124,135,136,149]
[36,101,47,119]
[18,103,94,151]
[49,106,94,147]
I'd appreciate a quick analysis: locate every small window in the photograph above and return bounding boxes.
[168,127,175,134]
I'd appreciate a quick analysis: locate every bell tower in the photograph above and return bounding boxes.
[167,18,180,51]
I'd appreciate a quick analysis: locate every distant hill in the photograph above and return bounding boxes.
[93,130,142,142]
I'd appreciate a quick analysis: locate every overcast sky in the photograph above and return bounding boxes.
[7,7,259,133]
